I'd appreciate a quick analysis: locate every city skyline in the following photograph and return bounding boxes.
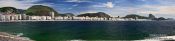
[0,0,175,18]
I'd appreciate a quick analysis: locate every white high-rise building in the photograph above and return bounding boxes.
[18,14,22,20]
[50,12,55,20]
[22,14,27,20]
[0,14,2,21]
[4,15,11,21]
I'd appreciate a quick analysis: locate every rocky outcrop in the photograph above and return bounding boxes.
[0,32,34,41]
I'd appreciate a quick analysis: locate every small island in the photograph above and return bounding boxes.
[0,5,174,22]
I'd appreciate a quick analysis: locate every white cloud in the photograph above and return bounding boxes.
[157,0,175,5]
[72,4,79,6]
[92,2,114,8]
[82,0,175,18]
[88,4,175,18]
[80,11,98,14]
[65,0,90,3]
[141,0,147,1]
[138,5,175,15]
[0,0,52,9]
[105,2,114,8]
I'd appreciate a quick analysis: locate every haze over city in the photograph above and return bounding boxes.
[0,0,175,18]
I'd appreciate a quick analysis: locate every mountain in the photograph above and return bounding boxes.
[77,12,111,18]
[148,14,156,19]
[0,7,17,14]
[0,7,25,14]
[17,9,25,14]
[59,13,75,17]
[25,5,59,16]
[124,14,148,19]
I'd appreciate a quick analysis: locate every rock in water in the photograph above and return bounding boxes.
[0,32,34,41]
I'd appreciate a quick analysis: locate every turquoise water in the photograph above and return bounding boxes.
[0,21,175,41]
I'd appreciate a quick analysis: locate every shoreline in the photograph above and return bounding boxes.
[0,20,174,22]
[136,35,175,41]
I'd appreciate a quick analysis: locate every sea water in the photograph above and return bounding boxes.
[0,21,175,41]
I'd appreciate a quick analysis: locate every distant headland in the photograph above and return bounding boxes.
[0,5,174,22]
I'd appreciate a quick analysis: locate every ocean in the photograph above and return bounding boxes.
[0,21,175,41]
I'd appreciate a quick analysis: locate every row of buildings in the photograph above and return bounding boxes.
[0,12,152,21]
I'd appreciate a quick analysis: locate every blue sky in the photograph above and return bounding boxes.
[0,0,175,18]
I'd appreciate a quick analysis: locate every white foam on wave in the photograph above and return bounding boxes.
[135,35,175,41]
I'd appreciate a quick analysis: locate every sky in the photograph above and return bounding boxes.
[0,0,175,18]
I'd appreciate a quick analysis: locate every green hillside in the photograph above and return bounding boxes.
[77,12,111,18]
[26,5,59,16]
